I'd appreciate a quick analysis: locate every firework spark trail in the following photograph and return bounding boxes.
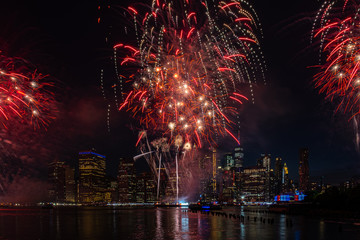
[157,153,162,199]
[313,1,360,119]
[114,0,265,149]
[0,53,55,130]
[175,153,178,202]
[113,0,266,201]
[133,151,154,160]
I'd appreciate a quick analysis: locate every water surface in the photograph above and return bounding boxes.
[0,207,359,239]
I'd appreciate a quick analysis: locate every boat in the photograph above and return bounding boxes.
[189,202,222,211]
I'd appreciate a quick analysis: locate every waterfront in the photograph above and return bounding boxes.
[0,207,360,240]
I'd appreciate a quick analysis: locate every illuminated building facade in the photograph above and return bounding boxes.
[282,163,290,193]
[257,154,271,171]
[221,168,238,203]
[165,168,182,202]
[78,151,106,203]
[234,147,244,169]
[199,151,212,201]
[135,172,156,203]
[212,148,219,194]
[299,148,309,192]
[135,175,146,203]
[105,177,118,203]
[256,154,272,201]
[223,153,234,170]
[118,158,136,203]
[145,175,156,203]
[241,166,266,202]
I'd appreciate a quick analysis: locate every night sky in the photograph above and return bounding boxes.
[1,0,359,191]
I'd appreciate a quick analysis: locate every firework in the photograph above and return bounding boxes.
[114,0,266,149]
[112,0,266,202]
[0,53,55,129]
[313,0,360,119]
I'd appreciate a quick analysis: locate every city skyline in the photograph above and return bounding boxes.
[47,147,314,204]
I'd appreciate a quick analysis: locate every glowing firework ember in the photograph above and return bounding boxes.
[312,0,360,119]
[0,53,55,129]
[114,0,266,149]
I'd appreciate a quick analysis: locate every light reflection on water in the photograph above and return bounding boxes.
[279,213,287,240]
[0,207,359,239]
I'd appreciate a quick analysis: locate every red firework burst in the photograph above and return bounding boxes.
[313,0,360,119]
[0,53,55,129]
[114,0,266,148]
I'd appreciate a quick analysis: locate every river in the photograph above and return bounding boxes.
[0,206,359,239]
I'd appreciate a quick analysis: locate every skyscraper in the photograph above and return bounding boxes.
[48,161,76,203]
[145,174,156,203]
[165,168,178,202]
[135,174,146,203]
[282,163,289,193]
[241,166,267,202]
[274,157,283,195]
[299,148,309,192]
[199,152,212,199]
[212,148,218,194]
[233,147,244,200]
[223,153,234,169]
[156,167,168,201]
[234,147,244,169]
[118,158,136,203]
[78,151,106,203]
[256,154,271,201]
[258,154,271,172]
[48,161,66,202]
[64,166,76,203]
[106,177,119,203]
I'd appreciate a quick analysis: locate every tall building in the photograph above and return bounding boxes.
[257,154,271,171]
[256,154,272,201]
[274,157,283,195]
[199,152,212,198]
[221,167,238,203]
[233,147,244,200]
[134,172,156,203]
[64,166,76,203]
[212,148,218,194]
[105,177,118,203]
[145,175,156,203]
[118,158,136,203]
[299,148,309,192]
[223,153,234,170]
[234,147,244,169]
[48,161,66,202]
[48,161,76,203]
[156,167,168,201]
[165,168,182,203]
[282,163,290,193]
[199,152,211,176]
[241,166,267,202]
[78,151,106,203]
[135,174,146,203]
[269,169,277,199]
